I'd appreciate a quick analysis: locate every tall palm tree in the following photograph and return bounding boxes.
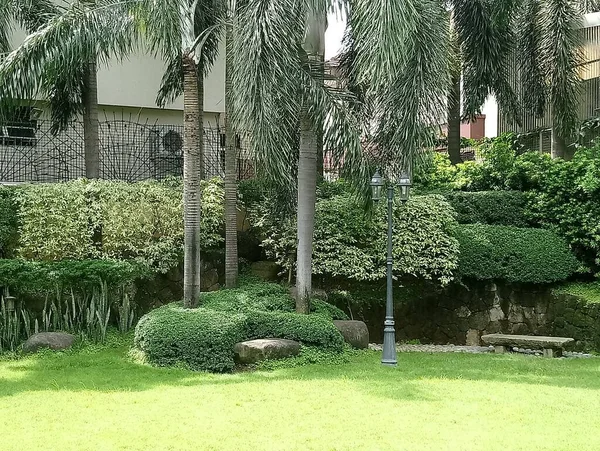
[0,0,224,308]
[232,0,368,313]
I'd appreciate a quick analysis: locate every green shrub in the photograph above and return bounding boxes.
[134,305,247,372]
[456,225,579,283]
[256,191,459,285]
[0,259,149,292]
[245,311,345,351]
[0,187,18,258]
[201,279,295,313]
[444,191,529,226]
[413,152,461,193]
[16,178,224,272]
[310,298,349,320]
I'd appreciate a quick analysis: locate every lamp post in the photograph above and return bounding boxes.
[371,169,411,366]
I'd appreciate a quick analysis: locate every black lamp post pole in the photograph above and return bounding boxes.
[382,184,397,366]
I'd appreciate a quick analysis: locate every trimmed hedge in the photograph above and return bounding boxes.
[456,225,579,283]
[444,191,529,227]
[134,280,347,372]
[134,305,247,372]
[0,187,18,258]
[245,311,345,350]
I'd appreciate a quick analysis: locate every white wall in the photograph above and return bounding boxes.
[481,96,499,138]
[8,25,225,119]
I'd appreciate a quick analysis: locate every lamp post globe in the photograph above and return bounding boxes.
[370,169,384,202]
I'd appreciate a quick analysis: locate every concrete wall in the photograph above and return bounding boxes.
[7,23,225,118]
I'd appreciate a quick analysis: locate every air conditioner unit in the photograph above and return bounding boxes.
[149,128,184,178]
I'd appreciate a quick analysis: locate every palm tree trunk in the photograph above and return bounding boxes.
[296,108,317,314]
[316,52,325,179]
[83,59,100,178]
[551,128,575,160]
[198,71,205,180]
[182,55,203,308]
[447,69,463,165]
[224,22,238,288]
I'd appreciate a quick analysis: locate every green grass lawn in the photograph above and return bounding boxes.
[1,339,599,451]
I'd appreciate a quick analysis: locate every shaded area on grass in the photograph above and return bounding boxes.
[1,338,600,400]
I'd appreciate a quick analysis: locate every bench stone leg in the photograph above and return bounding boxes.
[543,348,562,358]
[494,345,509,354]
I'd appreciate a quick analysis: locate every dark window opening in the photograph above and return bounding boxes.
[0,107,37,146]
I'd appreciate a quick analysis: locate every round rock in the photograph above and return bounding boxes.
[22,332,76,354]
[333,320,369,349]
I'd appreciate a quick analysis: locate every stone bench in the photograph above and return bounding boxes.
[481,333,574,358]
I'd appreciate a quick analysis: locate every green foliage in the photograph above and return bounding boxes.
[15,178,224,272]
[0,187,18,258]
[456,225,579,283]
[245,311,345,350]
[0,259,149,292]
[134,280,347,372]
[256,190,459,285]
[135,305,247,372]
[553,282,600,304]
[413,152,461,193]
[521,147,600,270]
[444,191,530,226]
[310,298,349,320]
[255,345,358,370]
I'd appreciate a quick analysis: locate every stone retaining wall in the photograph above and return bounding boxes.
[339,282,600,352]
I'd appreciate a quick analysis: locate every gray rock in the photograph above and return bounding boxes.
[234,338,300,364]
[333,320,369,349]
[465,329,481,346]
[23,332,76,354]
[250,261,280,281]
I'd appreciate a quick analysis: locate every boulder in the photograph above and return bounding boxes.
[250,261,280,281]
[234,338,301,364]
[333,320,369,349]
[23,332,76,354]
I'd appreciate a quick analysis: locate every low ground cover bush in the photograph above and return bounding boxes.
[134,280,346,372]
[456,224,579,283]
[0,259,148,352]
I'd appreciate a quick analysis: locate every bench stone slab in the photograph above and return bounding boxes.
[482,334,574,350]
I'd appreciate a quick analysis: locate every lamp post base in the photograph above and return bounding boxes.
[381,318,397,366]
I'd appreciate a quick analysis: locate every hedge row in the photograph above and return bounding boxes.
[0,178,224,272]
[444,191,529,227]
[456,224,579,283]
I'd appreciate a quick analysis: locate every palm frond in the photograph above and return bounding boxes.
[351,0,450,174]
[516,0,547,118]
[451,0,520,122]
[540,0,584,139]
[0,0,139,109]
[231,0,305,189]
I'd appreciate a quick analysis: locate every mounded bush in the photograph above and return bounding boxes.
[134,280,347,372]
[134,305,247,372]
[444,191,529,227]
[456,225,579,283]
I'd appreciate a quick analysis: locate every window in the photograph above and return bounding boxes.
[0,107,37,146]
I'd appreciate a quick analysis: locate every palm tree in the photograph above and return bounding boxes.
[224,12,238,288]
[232,0,368,313]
